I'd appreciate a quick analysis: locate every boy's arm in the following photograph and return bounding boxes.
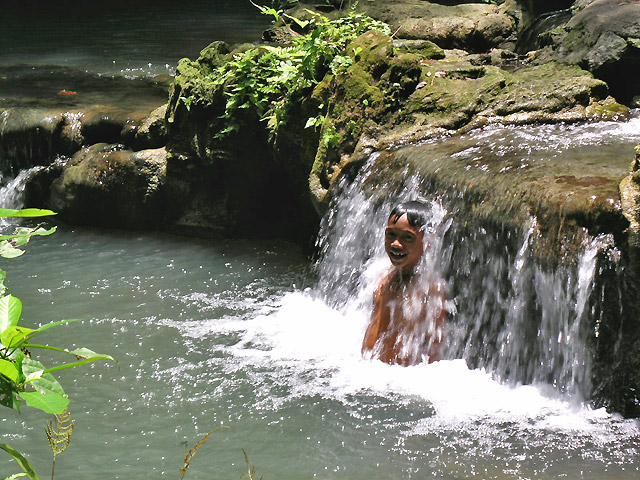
[362,288,382,353]
[362,277,389,354]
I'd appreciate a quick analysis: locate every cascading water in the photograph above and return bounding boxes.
[313,149,614,403]
[0,166,44,210]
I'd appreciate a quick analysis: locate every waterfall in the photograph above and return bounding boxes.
[0,165,44,207]
[313,151,619,402]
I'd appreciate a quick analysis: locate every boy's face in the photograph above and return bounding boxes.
[384,213,424,274]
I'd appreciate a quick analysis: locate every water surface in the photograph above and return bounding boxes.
[3,110,640,478]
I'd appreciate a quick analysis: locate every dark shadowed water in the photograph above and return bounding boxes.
[0,0,268,77]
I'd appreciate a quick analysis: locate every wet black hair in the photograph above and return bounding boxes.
[388,200,431,232]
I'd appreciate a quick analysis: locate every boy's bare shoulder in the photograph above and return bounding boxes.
[430,278,447,295]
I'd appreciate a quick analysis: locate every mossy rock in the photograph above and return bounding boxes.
[393,39,445,60]
[348,30,395,76]
[50,144,167,229]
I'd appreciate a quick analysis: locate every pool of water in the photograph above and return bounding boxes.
[0,0,270,113]
[1,217,638,479]
[0,0,269,77]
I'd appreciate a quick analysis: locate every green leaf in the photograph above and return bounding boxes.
[1,326,35,349]
[0,241,24,259]
[0,443,40,480]
[0,208,56,218]
[42,348,116,374]
[283,12,310,29]
[0,226,57,245]
[6,473,28,479]
[0,295,22,334]
[0,359,19,383]
[21,358,65,396]
[0,377,21,412]
[6,319,81,350]
[19,390,69,415]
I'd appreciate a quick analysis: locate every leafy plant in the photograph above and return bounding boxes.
[0,208,114,480]
[1,443,40,480]
[179,7,390,141]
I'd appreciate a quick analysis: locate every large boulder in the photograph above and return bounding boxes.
[533,0,640,104]
[290,0,518,52]
[49,143,167,229]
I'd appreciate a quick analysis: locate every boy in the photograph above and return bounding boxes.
[361,201,447,366]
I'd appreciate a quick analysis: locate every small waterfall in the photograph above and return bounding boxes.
[314,151,620,402]
[314,154,452,312]
[0,165,44,209]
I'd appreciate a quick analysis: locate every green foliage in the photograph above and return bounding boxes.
[0,208,56,264]
[0,443,40,480]
[322,123,342,149]
[179,8,390,141]
[0,208,114,480]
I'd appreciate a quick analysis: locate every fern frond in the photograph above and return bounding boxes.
[179,426,228,479]
[45,408,74,456]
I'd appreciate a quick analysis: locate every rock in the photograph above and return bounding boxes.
[123,104,168,151]
[292,0,517,52]
[620,144,640,239]
[49,144,167,229]
[164,17,627,229]
[537,0,640,104]
[393,39,445,60]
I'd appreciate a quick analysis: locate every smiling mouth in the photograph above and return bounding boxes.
[388,251,407,262]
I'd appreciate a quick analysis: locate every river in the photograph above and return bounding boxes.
[1,2,640,479]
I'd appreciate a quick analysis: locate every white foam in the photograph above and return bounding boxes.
[176,289,637,442]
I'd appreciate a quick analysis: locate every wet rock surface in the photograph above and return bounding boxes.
[515,0,640,104]
[48,143,167,229]
[0,65,169,173]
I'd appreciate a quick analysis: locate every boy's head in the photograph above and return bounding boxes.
[388,201,431,232]
[385,201,431,274]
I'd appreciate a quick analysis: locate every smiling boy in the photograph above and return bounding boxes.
[361,201,447,366]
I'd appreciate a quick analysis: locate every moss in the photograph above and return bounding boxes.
[394,39,445,60]
[586,97,630,120]
[195,41,231,74]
